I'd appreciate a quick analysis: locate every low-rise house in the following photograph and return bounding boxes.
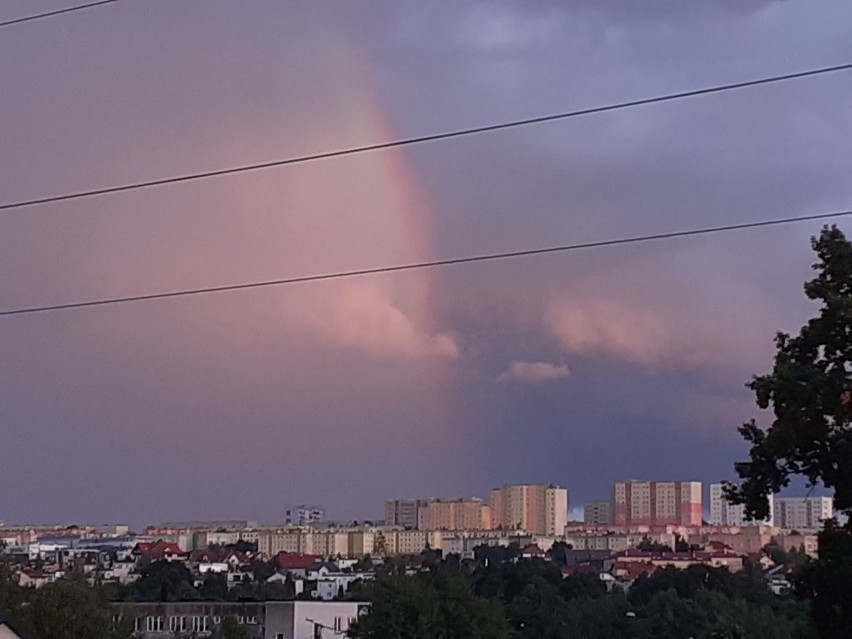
[133,540,185,563]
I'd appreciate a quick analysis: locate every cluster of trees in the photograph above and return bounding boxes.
[0,566,132,639]
[111,560,299,602]
[347,558,811,639]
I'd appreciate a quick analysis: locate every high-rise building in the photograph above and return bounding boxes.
[612,481,702,528]
[384,499,429,529]
[709,483,773,526]
[489,484,569,535]
[584,501,612,526]
[416,499,492,531]
[773,497,833,530]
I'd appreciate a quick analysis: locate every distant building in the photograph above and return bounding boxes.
[773,497,833,530]
[112,601,367,639]
[285,506,325,526]
[384,499,429,529]
[417,499,492,531]
[489,484,569,535]
[709,483,773,526]
[612,481,702,528]
[583,501,612,526]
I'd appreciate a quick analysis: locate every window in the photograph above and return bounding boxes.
[169,616,179,632]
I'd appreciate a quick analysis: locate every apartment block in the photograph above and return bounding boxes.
[416,499,492,531]
[773,497,833,530]
[384,499,428,529]
[583,501,613,526]
[612,481,702,528]
[490,484,569,535]
[709,483,774,526]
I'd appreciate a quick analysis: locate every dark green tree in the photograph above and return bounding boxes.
[119,560,197,601]
[12,575,133,639]
[199,573,229,600]
[347,571,512,639]
[724,226,852,637]
[213,616,251,639]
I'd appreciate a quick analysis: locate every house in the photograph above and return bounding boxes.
[273,552,321,577]
[133,540,185,562]
[305,561,339,579]
[520,544,545,560]
[15,568,49,589]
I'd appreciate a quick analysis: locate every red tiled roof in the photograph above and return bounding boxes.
[134,540,184,560]
[274,552,321,571]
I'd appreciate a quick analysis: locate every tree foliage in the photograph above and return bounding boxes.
[724,226,852,637]
[725,226,852,518]
[346,558,809,638]
[1,573,132,639]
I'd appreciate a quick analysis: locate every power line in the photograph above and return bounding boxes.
[0,0,117,28]
[2,209,849,318]
[3,62,852,212]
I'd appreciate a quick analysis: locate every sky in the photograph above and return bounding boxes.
[1,0,851,528]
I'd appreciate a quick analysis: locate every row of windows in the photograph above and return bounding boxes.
[136,615,258,633]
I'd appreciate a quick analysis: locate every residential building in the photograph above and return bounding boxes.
[384,499,428,529]
[284,505,325,526]
[773,497,833,530]
[489,484,569,535]
[112,601,367,639]
[709,483,774,526]
[583,501,612,526]
[612,481,702,528]
[417,499,492,531]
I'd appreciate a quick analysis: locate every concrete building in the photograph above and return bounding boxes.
[417,499,492,531]
[489,484,569,535]
[583,501,612,526]
[709,483,774,526]
[284,505,324,526]
[384,499,428,529]
[113,601,367,638]
[773,497,833,530]
[612,481,702,528]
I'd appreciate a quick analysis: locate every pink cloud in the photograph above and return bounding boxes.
[544,298,731,370]
[300,284,459,360]
[499,360,571,382]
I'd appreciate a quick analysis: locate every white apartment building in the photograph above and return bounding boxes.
[709,483,774,526]
[774,497,833,530]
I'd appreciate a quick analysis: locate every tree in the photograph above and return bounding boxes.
[636,536,673,553]
[12,575,133,639]
[119,560,197,601]
[725,226,852,518]
[347,572,512,639]
[724,226,852,638]
[199,573,228,600]
[213,617,251,639]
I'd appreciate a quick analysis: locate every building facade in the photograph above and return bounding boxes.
[384,499,428,529]
[709,483,774,526]
[489,484,569,535]
[416,499,492,531]
[612,481,702,528]
[773,497,833,530]
[113,601,367,639]
[583,501,612,526]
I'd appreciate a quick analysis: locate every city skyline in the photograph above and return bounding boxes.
[2,1,852,526]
